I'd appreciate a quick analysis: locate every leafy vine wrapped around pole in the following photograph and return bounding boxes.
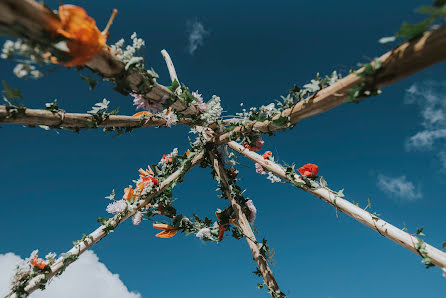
[208,150,284,298]
[7,150,204,297]
[218,24,446,143]
[226,141,446,272]
[0,0,198,116]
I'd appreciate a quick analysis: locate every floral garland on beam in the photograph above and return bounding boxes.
[226,140,446,275]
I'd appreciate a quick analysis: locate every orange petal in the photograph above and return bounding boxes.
[133,111,152,117]
[153,223,174,230]
[146,165,154,176]
[123,187,133,201]
[155,229,178,238]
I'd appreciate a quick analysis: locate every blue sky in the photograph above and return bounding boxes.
[1,0,445,297]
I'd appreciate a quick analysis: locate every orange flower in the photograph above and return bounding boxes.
[162,154,173,164]
[123,187,134,201]
[47,5,117,66]
[262,151,272,159]
[133,111,153,117]
[139,166,158,185]
[186,150,191,157]
[153,223,178,238]
[30,257,46,270]
[298,163,318,177]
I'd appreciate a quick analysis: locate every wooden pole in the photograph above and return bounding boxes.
[0,0,198,115]
[8,151,204,297]
[226,141,446,271]
[218,25,446,143]
[208,150,281,295]
[0,106,169,128]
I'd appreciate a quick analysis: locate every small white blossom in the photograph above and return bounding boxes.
[196,227,211,240]
[192,90,207,111]
[267,172,281,183]
[106,200,127,214]
[245,199,257,225]
[200,95,223,124]
[163,109,178,127]
[132,211,143,226]
[255,163,266,175]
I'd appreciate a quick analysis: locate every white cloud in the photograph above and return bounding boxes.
[187,20,208,55]
[0,251,141,298]
[405,81,446,151]
[377,174,422,201]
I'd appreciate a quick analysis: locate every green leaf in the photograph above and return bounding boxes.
[272,116,288,127]
[80,75,98,90]
[396,17,435,40]
[167,79,180,92]
[2,81,22,99]
[416,227,425,236]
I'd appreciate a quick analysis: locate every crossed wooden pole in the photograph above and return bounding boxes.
[2,0,446,297]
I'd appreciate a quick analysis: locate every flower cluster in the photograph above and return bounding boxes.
[1,39,45,79]
[10,250,56,295]
[110,32,145,68]
[192,90,207,111]
[243,137,264,151]
[131,92,164,113]
[199,95,223,125]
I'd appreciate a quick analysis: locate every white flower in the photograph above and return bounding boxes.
[443,267,446,278]
[196,227,211,240]
[12,63,42,79]
[255,163,266,175]
[267,172,281,183]
[163,109,178,127]
[261,103,277,117]
[192,90,207,111]
[106,200,127,214]
[245,199,257,225]
[200,95,223,125]
[132,211,143,226]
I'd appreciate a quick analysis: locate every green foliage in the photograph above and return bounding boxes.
[44,99,60,113]
[80,74,98,90]
[396,17,435,40]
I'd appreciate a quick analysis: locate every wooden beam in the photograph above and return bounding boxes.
[227,141,446,271]
[7,151,204,297]
[208,150,282,296]
[219,25,446,143]
[0,0,198,115]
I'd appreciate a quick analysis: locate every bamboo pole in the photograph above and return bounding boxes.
[0,0,198,115]
[218,25,446,143]
[8,151,204,297]
[226,141,446,271]
[208,151,281,295]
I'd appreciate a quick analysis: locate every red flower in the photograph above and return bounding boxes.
[218,224,225,241]
[31,257,46,270]
[262,151,272,159]
[298,163,319,177]
[162,154,173,164]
